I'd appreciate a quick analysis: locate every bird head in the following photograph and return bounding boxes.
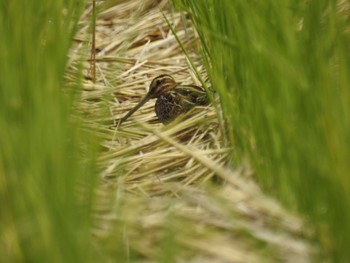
[148,74,177,98]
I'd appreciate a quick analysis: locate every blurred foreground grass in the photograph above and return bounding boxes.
[175,0,350,261]
[0,1,98,262]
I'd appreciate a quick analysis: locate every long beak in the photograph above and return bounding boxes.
[119,93,152,125]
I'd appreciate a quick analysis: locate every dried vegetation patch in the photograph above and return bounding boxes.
[67,0,317,262]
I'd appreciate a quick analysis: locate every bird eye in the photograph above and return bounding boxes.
[156,79,162,85]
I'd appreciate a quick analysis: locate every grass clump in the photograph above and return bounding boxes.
[176,0,350,261]
[0,0,98,262]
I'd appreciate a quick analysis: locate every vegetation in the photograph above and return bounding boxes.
[1,0,349,262]
[175,0,350,261]
[0,1,97,262]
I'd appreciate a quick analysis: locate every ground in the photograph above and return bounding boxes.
[66,0,316,262]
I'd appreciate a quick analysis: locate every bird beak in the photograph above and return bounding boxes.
[119,93,152,125]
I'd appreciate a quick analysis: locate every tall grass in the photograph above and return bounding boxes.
[0,1,98,261]
[175,0,350,261]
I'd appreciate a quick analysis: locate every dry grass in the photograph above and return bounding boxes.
[66,0,317,262]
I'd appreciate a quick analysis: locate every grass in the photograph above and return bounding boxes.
[175,0,350,261]
[65,0,315,261]
[1,0,341,262]
[0,0,97,262]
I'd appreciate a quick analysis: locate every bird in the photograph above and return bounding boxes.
[119,74,209,125]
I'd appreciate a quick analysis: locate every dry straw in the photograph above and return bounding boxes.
[67,0,316,262]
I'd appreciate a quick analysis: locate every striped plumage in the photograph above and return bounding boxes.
[119,74,209,125]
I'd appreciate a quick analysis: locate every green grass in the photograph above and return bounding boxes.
[0,1,98,261]
[174,0,350,261]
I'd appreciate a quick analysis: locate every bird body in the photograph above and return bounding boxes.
[119,74,209,125]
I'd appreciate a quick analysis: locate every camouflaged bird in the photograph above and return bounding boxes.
[119,74,209,125]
